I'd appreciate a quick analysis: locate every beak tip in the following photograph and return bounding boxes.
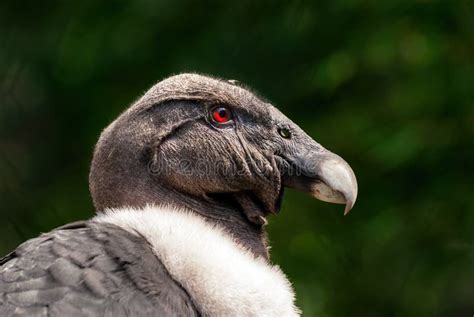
[343,193,357,215]
[284,148,358,216]
[343,202,353,215]
[320,156,358,216]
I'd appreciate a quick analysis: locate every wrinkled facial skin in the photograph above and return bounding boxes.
[144,81,356,224]
[91,74,357,226]
[148,99,289,218]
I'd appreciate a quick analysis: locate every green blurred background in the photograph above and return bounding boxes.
[1,1,473,316]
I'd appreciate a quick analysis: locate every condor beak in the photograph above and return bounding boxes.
[282,148,358,214]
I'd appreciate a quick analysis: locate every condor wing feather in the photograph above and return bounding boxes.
[0,222,199,317]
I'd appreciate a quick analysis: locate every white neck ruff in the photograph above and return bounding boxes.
[94,205,300,317]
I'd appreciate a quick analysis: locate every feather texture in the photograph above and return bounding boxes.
[95,205,301,317]
[0,222,199,316]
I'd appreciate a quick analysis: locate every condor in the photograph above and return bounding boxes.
[0,74,357,316]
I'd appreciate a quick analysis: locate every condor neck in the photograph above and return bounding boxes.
[90,140,269,259]
[120,184,270,260]
[161,188,269,260]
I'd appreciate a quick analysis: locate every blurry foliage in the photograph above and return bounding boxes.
[0,0,473,316]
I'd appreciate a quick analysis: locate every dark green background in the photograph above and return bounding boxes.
[1,1,473,316]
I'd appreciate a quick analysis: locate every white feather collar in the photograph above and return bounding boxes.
[94,205,300,317]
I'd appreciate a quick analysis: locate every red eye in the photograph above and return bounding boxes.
[212,107,232,124]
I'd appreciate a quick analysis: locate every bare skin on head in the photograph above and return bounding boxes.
[89,74,358,259]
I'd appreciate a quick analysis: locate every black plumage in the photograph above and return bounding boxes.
[0,222,199,316]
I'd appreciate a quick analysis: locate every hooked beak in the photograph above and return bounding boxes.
[281,148,358,214]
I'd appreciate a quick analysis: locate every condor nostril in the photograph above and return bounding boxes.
[278,127,292,139]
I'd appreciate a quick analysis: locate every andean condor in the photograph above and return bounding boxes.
[0,74,357,316]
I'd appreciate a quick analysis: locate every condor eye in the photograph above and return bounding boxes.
[211,106,232,124]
